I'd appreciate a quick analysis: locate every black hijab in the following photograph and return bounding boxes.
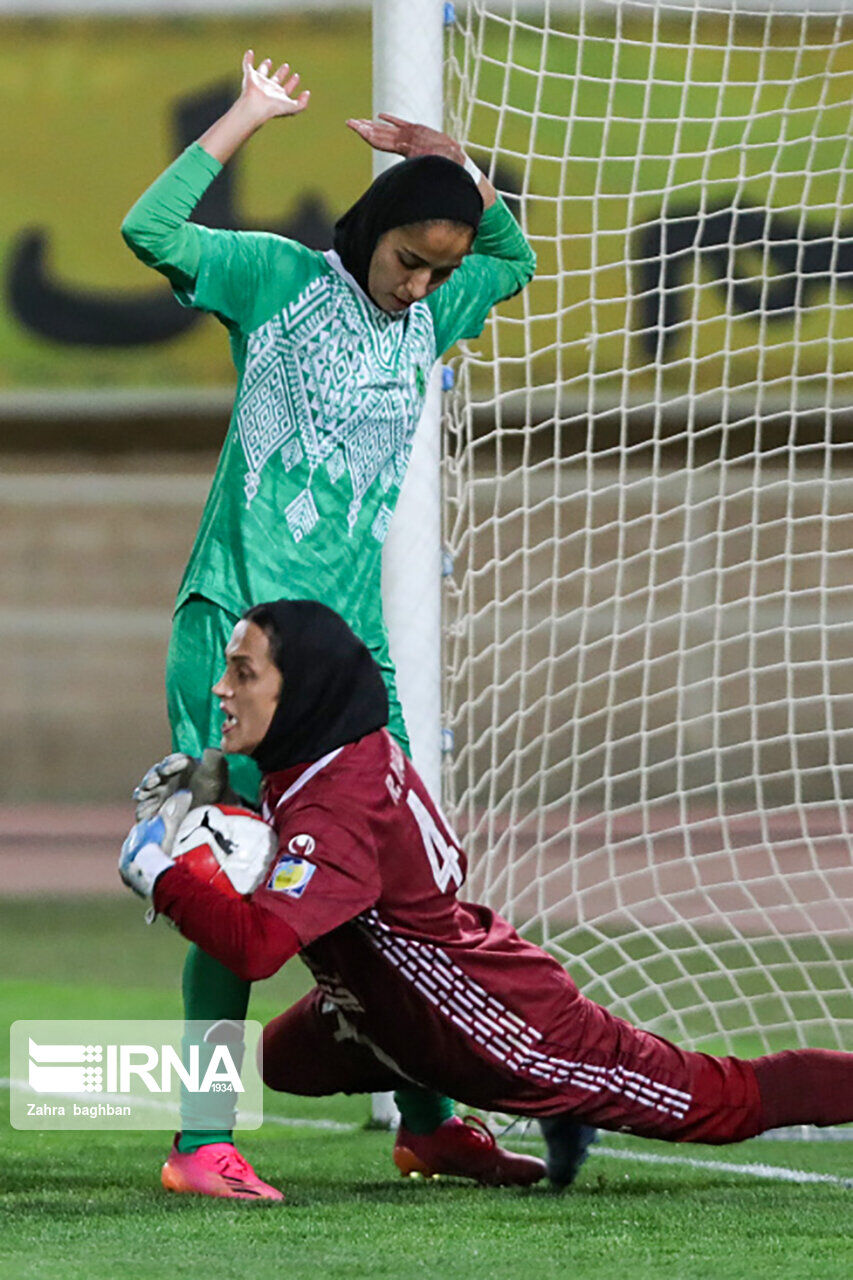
[333,154,484,299]
[244,600,389,774]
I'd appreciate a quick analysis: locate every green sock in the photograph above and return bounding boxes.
[177,1129,233,1155]
[395,1088,455,1135]
[178,943,252,1152]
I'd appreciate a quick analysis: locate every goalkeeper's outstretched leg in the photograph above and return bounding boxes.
[260,986,853,1148]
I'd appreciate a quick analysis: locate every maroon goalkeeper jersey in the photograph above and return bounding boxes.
[156,726,762,1135]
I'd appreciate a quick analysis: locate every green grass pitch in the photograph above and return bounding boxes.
[1,896,850,1280]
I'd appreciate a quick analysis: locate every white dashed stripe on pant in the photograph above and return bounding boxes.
[358,909,693,1121]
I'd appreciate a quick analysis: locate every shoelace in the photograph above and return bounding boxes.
[459,1114,497,1150]
[215,1149,252,1178]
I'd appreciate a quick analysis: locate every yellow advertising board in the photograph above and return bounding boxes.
[3,13,853,399]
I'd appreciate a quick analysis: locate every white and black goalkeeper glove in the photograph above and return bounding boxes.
[119,789,193,899]
[133,748,238,820]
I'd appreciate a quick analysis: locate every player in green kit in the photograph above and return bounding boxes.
[123,50,590,1199]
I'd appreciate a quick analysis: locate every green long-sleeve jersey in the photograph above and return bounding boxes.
[122,143,536,653]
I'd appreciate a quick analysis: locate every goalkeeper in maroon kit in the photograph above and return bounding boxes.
[120,600,853,1189]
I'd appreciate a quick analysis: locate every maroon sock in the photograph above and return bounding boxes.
[751,1049,853,1130]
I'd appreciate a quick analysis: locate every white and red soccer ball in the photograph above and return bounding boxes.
[171,804,277,898]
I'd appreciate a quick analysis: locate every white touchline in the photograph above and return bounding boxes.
[591,1145,853,1189]
[504,1133,853,1189]
[2,1078,850,1185]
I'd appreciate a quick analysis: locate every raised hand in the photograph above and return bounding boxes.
[346,113,465,166]
[198,50,311,164]
[240,49,311,124]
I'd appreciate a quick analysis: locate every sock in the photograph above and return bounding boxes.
[178,943,252,1151]
[751,1048,853,1130]
[177,1129,233,1155]
[395,1087,455,1135]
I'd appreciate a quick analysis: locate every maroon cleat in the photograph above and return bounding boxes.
[393,1115,546,1187]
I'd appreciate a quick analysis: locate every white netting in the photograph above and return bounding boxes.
[443,0,853,1065]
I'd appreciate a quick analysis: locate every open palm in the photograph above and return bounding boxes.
[241,49,311,122]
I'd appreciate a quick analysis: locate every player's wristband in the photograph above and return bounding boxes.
[463,153,483,186]
[119,839,174,899]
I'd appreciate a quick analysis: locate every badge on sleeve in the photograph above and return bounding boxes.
[269,856,316,898]
[288,834,316,858]
[268,835,317,899]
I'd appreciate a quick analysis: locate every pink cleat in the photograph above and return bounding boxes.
[393,1115,546,1187]
[161,1137,284,1201]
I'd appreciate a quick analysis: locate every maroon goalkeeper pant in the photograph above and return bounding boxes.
[262,988,853,1144]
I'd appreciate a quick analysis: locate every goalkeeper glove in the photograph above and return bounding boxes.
[133,748,237,820]
[119,789,192,898]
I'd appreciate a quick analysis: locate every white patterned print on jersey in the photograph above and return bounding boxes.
[235,265,435,538]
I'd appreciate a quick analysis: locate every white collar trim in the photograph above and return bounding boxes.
[324,249,407,323]
[273,746,345,814]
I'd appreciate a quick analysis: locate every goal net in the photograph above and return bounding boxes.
[442,0,853,1076]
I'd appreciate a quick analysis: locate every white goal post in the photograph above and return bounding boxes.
[373,0,447,1129]
[377,0,446,803]
[440,0,853,1099]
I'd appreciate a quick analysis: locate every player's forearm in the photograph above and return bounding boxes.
[153,864,301,981]
[197,97,266,165]
[473,196,536,283]
[464,159,496,211]
[120,143,222,287]
[476,175,497,210]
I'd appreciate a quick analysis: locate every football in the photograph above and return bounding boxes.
[171,804,277,898]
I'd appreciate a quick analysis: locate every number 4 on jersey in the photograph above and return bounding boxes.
[406,790,463,893]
